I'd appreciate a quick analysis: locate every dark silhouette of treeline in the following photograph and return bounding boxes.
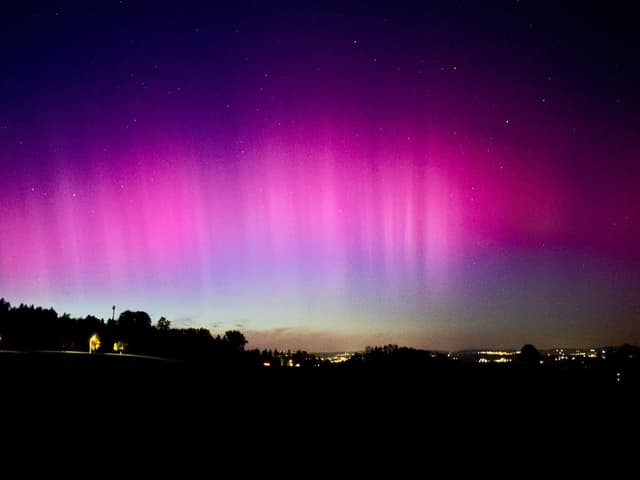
[0,297,322,367]
[349,344,449,366]
[0,298,250,362]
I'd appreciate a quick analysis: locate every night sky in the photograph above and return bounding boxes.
[1,1,638,351]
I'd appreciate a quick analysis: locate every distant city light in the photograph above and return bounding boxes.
[317,352,353,364]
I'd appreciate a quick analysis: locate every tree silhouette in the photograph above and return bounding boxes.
[519,344,541,365]
[114,310,152,353]
[118,310,152,332]
[0,297,255,363]
[0,298,10,314]
[223,330,247,353]
[157,317,171,330]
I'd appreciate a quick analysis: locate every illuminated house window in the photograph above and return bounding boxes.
[89,334,101,353]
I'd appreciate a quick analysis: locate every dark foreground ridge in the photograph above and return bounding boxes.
[1,352,639,453]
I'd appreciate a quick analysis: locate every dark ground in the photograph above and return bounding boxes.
[2,351,637,422]
[1,351,637,465]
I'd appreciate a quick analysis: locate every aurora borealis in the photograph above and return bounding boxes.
[1,1,638,351]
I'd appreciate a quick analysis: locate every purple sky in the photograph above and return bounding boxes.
[1,1,638,351]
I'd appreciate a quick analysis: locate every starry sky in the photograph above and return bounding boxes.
[1,1,639,351]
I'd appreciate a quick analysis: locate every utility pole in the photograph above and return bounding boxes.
[112,305,116,322]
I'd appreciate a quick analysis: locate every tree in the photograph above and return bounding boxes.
[157,317,171,331]
[0,298,10,314]
[223,330,247,353]
[118,310,152,332]
[519,344,541,365]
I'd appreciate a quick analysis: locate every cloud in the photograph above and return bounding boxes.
[174,317,195,327]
